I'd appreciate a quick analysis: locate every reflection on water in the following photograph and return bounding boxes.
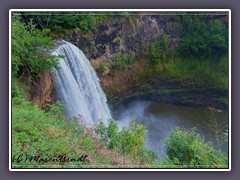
[116,101,228,157]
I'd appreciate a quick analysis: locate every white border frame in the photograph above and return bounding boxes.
[9,9,231,171]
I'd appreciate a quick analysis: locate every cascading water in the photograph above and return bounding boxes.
[52,41,111,126]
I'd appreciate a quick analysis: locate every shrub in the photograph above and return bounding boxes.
[164,127,227,168]
[97,119,157,164]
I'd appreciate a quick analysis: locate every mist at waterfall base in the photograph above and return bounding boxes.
[52,41,111,126]
[115,100,228,157]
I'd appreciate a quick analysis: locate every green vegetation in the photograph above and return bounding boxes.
[145,18,228,91]
[12,14,62,78]
[150,33,168,65]
[161,33,168,60]
[97,119,157,164]
[12,86,85,168]
[163,128,227,168]
[164,56,228,90]
[20,12,102,34]
[150,41,161,65]
[112,53,134,70]
[96,64,106,73]
[19,12,135,34]
[179,19,228,58]
[142,49,228,91]
[12,83,156,167]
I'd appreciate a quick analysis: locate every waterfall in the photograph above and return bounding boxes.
[52,41,111,126]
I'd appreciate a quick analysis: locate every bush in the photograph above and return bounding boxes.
[97,119,157,164]
[164,127,227,168]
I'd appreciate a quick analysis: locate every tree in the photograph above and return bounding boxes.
[12,14,60,77]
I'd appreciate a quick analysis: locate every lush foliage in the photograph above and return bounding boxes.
[179,19,228,58]
[12,15,60,77]
[164,128,227,168]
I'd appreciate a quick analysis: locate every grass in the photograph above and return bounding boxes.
[163,56,228,90]
[138,55,229,91]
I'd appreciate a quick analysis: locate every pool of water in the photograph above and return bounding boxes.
[115,100,229,158]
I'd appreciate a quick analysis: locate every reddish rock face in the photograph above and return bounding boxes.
[31,70,54,108]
